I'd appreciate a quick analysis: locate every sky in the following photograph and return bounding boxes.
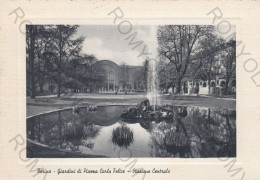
[76,25,155,66]
[75,25,236,66]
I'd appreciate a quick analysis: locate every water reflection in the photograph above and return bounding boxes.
[27,105,236,158]
[148,106,236,158]
[111,125,134,148]
[27,110,101,153]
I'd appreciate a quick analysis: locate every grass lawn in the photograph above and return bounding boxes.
[27,93,235,117]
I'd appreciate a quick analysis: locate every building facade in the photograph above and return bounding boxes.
[93,60,143,93]
[168,58,236,95]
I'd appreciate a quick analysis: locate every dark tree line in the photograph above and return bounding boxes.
[26,25,103,98]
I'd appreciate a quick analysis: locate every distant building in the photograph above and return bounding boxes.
[93,60,144,93]
[168,58,236,95]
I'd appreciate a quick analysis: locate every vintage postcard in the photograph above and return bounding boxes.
[1,0,260,180]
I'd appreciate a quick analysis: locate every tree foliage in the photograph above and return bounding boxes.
[158,25,211,93]
[158,25,236,95]
[26,25,103,98]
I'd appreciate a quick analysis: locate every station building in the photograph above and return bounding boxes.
[93,60,143,93]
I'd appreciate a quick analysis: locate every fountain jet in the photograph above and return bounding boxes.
[147,59,160,106]
[146,26,160,106]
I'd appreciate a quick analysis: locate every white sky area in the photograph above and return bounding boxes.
[76,25,235,66]
[76,25,155,66]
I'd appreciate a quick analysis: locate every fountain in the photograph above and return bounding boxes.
[120,99,174,120]
[121,26,170,120]
[147,26,160,106]
[120,53,175,120]
[147,58,160,106]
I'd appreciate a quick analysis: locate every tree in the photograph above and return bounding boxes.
[65,54,107,93]
[77,54,103,93]
[142,59,149,91]
[222,40,236,94]
[27,25,60,97]
[34,26,57,94]
[158,60,174,92]
[196,31,225,94]
[132,68,146,91]
[63,58,83,92]
[26,25,37,98]
[52,25,84,97]
[158,25,210,94]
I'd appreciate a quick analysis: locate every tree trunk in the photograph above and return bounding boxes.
[176,77,182,94]
[57,25,62,98]
[172,83,175,94]
[225,78,230,95]
[40,84,44,93]
[208,78,211,95]
[39,59,47,94]
[29,26,36,99]
[207,108,211,130]
[208,58,213,95]
[57,82,61,98]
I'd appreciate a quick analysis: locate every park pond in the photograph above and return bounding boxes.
[27,105,236,158]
